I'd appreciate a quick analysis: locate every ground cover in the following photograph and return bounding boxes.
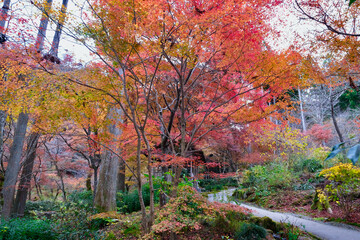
[233,154,360,227]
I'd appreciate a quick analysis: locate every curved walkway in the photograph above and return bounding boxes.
[208,189,360,240]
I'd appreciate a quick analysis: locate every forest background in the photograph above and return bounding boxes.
[0,0,359,239]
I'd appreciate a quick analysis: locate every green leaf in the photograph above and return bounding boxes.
[346,144,360,165]
[325,143,345,161]
[349,0,357,6]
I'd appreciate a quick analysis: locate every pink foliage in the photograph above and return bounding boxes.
[306,124,333,144]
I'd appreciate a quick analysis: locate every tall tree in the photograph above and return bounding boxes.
[2,0,68,218]
[54,0,302,232]
[2,112,29,219]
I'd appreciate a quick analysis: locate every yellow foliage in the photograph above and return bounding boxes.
[319,163,360,217]
[320,163,360,182]
[88,211,121,220]
[254,124,309,160]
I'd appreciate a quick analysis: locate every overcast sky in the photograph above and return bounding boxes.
[3,0,321,63]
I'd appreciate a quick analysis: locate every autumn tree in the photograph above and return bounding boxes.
[32,0,305,232]
[0,0,70,218]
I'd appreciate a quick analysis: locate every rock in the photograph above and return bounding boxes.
[249,216,279,233]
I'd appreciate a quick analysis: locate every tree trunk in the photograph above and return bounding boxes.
[94,149,119,212]
[94,107,121,212]
[0,111,6,166]
[11,0,55,216]
[13,132,40,217]
[0,0,11,32]
[35,0,53,52]
[86,172,92,191]
[93,166,98,196]
[54,159,66,201]
[298,86,307,132]
[117,160,126,192]
[49,0,68,57]
[330,91,344,143]
[135,135,148,232]
[2,112,29,219]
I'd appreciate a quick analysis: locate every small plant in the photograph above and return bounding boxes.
[88,211,121,229]
[311,190,332,213]
[279,222,301,240]
[105,231,117,240]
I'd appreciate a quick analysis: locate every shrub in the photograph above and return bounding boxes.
[0,218,57,240]
[306,124,333,145]
[24,201,61,216]
[116,183,159,213]
[199,177,238,192]
[234,223,267,240]
[51,191,104,239]
[88,212,121,230]
[278,222,301,240]
[213,210,246,233]
[294,158,323,173]
[249,216,278,233]
[319,163,360,218]
[67,190,94,209]
[240,162,296,197]
[150,186,250,238]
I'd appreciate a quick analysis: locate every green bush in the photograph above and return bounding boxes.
[0,218,57,240]
[51,191,104,239]
[25,201,61,215]
[294,158,323,173]
[199,177,238,192]
[67,190,94,209]
[213,210,248,233]
[240,162,296,197]
[117,183,159,213]
[234,223,267,240]
[52,204,104,240]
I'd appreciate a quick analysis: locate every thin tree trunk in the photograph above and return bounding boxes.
[49,0,68,57]
[171,77,186,198]
[54,160,66,201]
[13,132,40,217]
[135,133,148,232]
[34,175,42,200]
[141,130,155,226]
[93,166,98,196]
[36,0,53,52]
[298,86,306,132]
[331,99,344,142]
[330,91,344,143]
[2,112,29,219]
[0,111,6,165]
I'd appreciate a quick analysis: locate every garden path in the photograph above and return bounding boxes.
[208,189,360,240]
